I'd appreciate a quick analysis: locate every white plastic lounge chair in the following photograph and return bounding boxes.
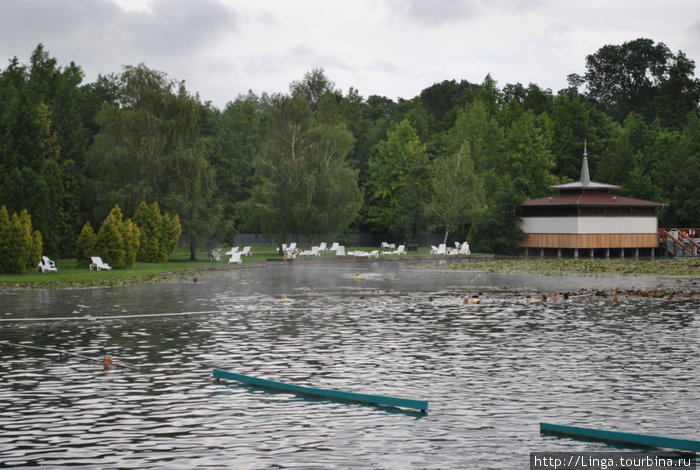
[330,242,339,252]
[90,256,112,271]
[436,244,447,255]
[319,242,328,252]
[381,242,395,250]
[209,249,222,261]
[430,245,439,255]
[240,246,252,256]
[224,246,239,255]
[350,250,379,258]
[283,242,298,258]
[38,256,57,273]
[300,246,320,257]
[335,245,345,256]
[459,242,471,255]
[229,252,242,264]
[393,245,406,255]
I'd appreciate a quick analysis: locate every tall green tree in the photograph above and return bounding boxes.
[549,93,597,180]
[0,45,86,257]
[569,38,700,125]
[367,119,430,239]
[425,144,485,243]
[212,91,270,242]
[239,92,362,248]
[655,113,700,226]
[468,178,525,254]
[447,99,503,170]
[419,79,478,132]
[500,110,558,199]
[86,64,217,259]
[289,67,340,112]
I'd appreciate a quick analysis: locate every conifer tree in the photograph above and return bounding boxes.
[134,201,162,263]
[133,201,181,262]
[0,206,42,273]
[75,221,97,268]
[95,205,140,269]
[160,213,182,261]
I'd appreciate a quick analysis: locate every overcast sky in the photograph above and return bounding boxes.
[1,0,699,109]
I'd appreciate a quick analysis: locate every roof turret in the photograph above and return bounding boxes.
[579,141,591,186]
[549,143,620,192]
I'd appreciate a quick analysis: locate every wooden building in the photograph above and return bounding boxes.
[518,148,666,258]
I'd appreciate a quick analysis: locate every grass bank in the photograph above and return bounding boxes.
[2,247,698,289]
[0,247,272,289]
[0,245,431,288]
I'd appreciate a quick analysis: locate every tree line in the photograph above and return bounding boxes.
[1,38,698,260]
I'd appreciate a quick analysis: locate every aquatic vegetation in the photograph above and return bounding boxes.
[444,258,699,277]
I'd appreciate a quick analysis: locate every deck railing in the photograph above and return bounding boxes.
[659,228,700,257]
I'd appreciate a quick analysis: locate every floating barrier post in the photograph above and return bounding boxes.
[540,423,700,452]
[213,369,428,412]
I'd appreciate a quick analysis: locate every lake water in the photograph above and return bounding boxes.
[0,260,698,469]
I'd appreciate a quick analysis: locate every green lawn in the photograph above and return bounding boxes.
[0,245,435,288]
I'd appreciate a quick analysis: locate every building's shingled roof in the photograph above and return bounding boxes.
[549,180,621,191]
[521,193,666,207]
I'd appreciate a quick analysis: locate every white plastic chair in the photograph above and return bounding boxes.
[38,256,57,273]
[393,245,407,255]
[90,256,112,271]
[228,252,242,264]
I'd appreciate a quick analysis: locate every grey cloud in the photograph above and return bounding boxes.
[245,44,350,74]
[0,0,118,53]
[386,0,484,26]
[129,0,239,54]
[368,60,404,75]
[1,0,239,78]
[385,0,547,26]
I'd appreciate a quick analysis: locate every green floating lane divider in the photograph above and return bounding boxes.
[213,369,428,412]
[540,423,700,452]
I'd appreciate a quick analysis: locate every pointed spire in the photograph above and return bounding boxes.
[580,140,591,186]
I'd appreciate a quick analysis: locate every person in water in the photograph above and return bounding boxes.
[103,354,117,370]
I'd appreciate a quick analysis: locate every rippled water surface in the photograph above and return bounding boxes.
[1,261,698,469]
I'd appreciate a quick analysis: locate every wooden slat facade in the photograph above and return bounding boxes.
[520,233,658,249]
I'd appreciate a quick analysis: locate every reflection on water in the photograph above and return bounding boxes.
[1,261,698,469]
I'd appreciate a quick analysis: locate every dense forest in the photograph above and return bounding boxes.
[1,38,698,259]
